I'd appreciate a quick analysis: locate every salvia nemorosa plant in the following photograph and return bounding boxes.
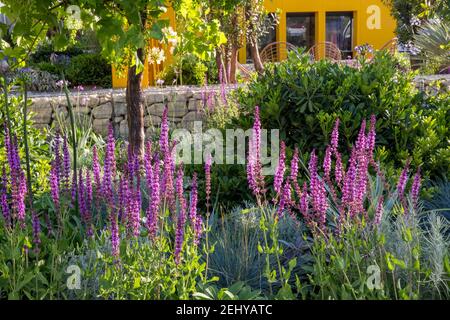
[246,106,422,235]
[2,127,27,229]
[1,104,205,266]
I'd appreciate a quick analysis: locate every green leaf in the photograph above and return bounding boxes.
[133,277,141,289]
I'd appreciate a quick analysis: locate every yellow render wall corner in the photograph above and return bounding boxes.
[112,6,176,89]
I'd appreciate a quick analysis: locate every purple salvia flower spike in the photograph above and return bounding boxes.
[174,165,187,265]
[330,118,340,153]
[411,167,421,208]
[273,141,286,197]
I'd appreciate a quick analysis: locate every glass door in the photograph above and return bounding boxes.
[286,13,315,50]
[246,13,277,63]
[326,12,354,59]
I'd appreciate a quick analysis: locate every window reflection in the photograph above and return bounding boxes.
[286,13,315,50]
[326,12,354,59]
[246,13,277,63]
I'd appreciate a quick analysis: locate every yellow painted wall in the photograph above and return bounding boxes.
[112,6,176,89]
[113,0,396,88]
[238,0,396,63]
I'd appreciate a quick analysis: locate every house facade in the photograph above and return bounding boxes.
[239,0,396,63]
[112,0,396,88]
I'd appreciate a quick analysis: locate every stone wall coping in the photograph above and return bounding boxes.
[24,84,242,98]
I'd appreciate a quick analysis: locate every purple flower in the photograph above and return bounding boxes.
[334,151,343,186]
[397,160,410,201]
[247,106,264,199]
[32,211,41,254]
[85,170,93,237]
[309,150,327,228]
[366,115,376,157]
[277,177,292,217]
[147,157,161,239]
[290,147,301,199]
[274,141,286,197]
[144,141,153,191]
[129,186,141,238]
[78,169,86,220]
[5,132,27,228]
[174,166,187,265]
[117,177,125,223]
[103,124,116,206]
[53,131,62,184]
[411,167,421,208]
[342,152,356,214]
[110,208,120,259]
[190,173,201,245]
[92,146,101,190]
[0,166,10,227]
[374,197,384,225]
[355,119,367,153]
[323,146,332,179]
[205,155,212,211]
[353,145,369,215]
[71,171,77,206]
[330,119,340,152]
[290,147,299,182]
[160,105,170,159]
[50,163,60,214]
[299,182,309,221]
[160,106,175,212]
[62,136,71,194]
[122,177,139,237]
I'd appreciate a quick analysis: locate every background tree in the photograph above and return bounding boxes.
[1,0,172,157]
[208,0,278,83]
[382,0,450,44]
[244,0,279,74]
[170,0,226,85]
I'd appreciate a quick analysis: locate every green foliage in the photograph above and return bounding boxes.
[91,232,206,300]
[413,19,450,73]
[236,51,450,181]
[173,0,227,61]
[159,54,217,86]
[30,43,84,65]
[32,62,60,76]
[0,92,50,194]
[66,53,112,88]
[18,69,60,92]
[424,179,450,221]
[194,281,264,300]
[308,206,450,300]
[382,0,450,43]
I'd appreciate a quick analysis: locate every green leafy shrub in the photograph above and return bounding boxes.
[30,42,84,64]
[0,93,50,194]
[66,53,111,88]
[158,54,218,86]
[23,69,60,92]
[308,208,450,300]
[33,62,60,76]
[236,51,450,182]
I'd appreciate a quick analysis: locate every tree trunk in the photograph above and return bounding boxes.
[126,47,145,158]
[216,48,228,84]
[250,38,264,73]
[229,46,238,83]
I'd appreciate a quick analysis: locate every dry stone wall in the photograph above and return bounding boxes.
[27,76,447,138]
[28,85,232,138]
